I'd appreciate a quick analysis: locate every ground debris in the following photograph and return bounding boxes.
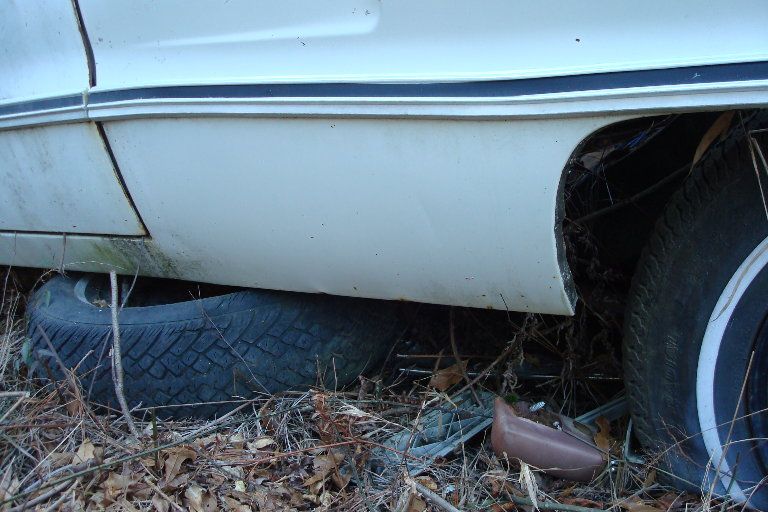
[0,269,723,511]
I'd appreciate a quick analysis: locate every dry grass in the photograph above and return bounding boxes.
[0,269,728,511]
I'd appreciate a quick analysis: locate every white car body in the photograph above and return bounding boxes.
[2,0,768,314]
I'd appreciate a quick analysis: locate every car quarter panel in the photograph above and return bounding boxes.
[2,2,768,314]
[93,116,615,314]
[78,0,768,88]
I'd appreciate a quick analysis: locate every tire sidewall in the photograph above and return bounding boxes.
[628,140,768,504]
[27,275,400,417]
[30,275,279,326]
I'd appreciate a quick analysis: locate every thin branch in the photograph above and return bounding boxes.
[143,476,185,512]
[6,480,73,512]
[408,478,462,512]
[0,391,28,424]
[448,308,481,406]
[739,111,768,221]
[573,165,688,224]
[453,332,523,398]
[506,494,606,512]
[109,271,139,439]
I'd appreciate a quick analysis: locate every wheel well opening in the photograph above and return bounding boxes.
[562,111,728,315]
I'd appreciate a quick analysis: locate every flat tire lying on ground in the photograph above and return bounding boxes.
[624,113,768,507]
[27,274,401,418]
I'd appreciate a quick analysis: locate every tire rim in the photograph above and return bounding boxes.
[698,235,768,504]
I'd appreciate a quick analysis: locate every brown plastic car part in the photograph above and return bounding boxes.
[491,398,606,482]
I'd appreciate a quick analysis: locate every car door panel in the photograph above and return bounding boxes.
[0,123,145,235]
[0,0,144,236]
[0,0,89,102]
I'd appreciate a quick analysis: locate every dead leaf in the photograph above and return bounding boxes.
[89,490,106,508]
[206,471,227,486]
[657,492,692,510]
[132,482,153,500]
[65,396,82,416]
[195,433,223,448]
[151,493,170,512]
[49,452,75,469]
[691,111,735,171]
[304,450,345,494]
[518,462,539,511]
[429,361,467,391]
[163,473,191,491]
[201,492,218,512]
[184,485,217,512]
[222,496,253,512]
[643,469,656,488]
[331,470,351,490]
[319,490,334,508]
[408,495,427,512]
[230,432,245,449]
[184,485,204,511]
[235,480,246,493]
[117,498,141,512]
[163,446,197,482]
[0,465,19,503]
[593,417,611,458]
[74,438,96,464]
[101,472,138,503]
[619,497,664,512]
[415,476,437,491]
[220,465,245,480]
[247,437,275,451]
[141,456,158,469]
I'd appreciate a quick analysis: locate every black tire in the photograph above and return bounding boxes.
[625,112,768,507]
[27,274,401,418]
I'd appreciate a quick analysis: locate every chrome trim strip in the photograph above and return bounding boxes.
[1,61,767,129]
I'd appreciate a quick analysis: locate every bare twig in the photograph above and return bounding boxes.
[143,476,185,511]
[505,494,606,512]
[448,308,481,406]
[109,271,139,439]
[0,391,28,424]
[739,111,768,221]
[408,478,462,512]
[573,165,688,224]
[453,334,522,398]
[6,480,73,512]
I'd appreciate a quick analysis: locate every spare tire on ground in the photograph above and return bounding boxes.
[27,274,402,418]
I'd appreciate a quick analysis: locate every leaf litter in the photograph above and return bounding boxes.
[0,269,729,510]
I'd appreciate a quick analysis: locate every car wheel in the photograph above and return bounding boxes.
[624,112,768,506]
[27,274,401,418]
